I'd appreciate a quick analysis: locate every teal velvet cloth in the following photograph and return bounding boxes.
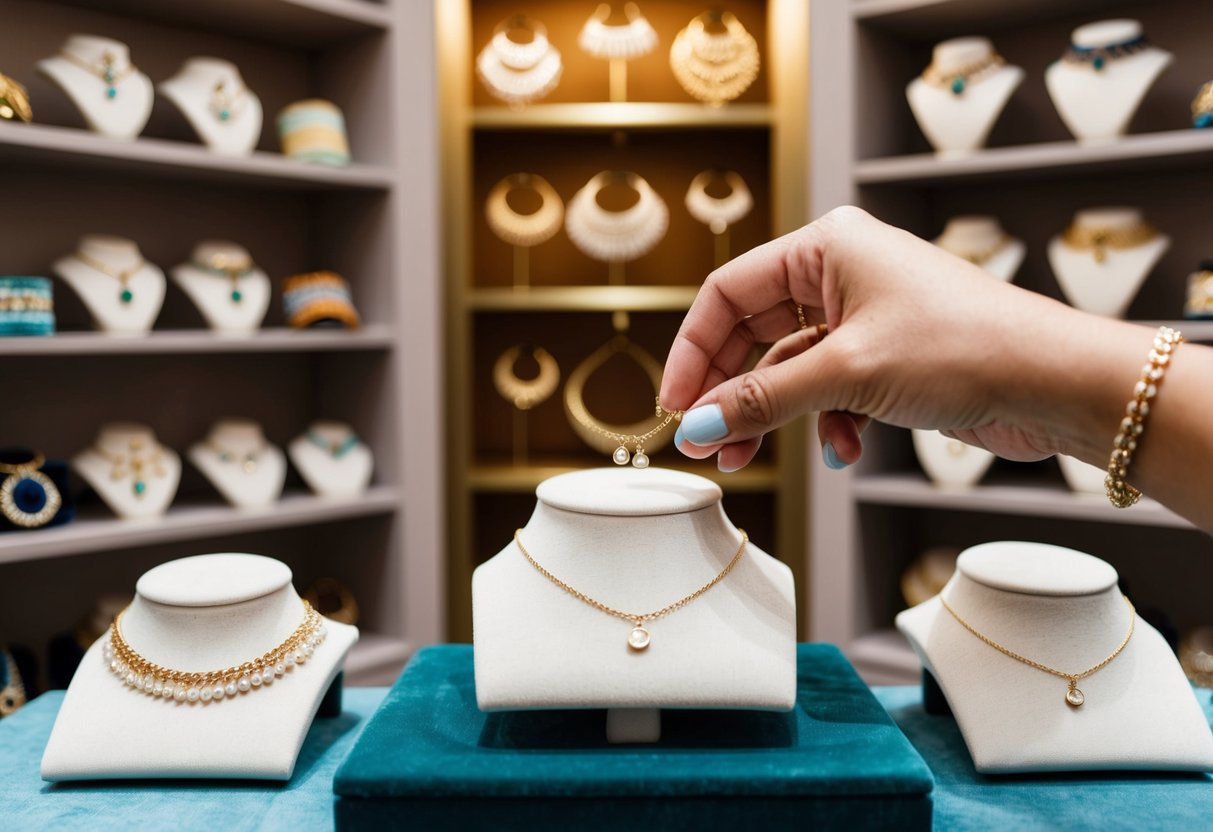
[332,643,935,830]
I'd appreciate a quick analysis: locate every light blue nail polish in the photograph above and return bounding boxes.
[681,404,728,445]
[674,424,685,447]
[823,442,848,470]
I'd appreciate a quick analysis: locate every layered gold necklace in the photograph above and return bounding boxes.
[514,529,748,651]
[669,11,760,106]
[493,345,560,411]
[74,250,145,305]
[936,233,1010,266]
[1061,221,1160,263]
[484,173,565,248]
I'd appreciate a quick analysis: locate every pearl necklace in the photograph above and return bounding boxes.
[476,15,563,106]
[684,170,753,234]
[669,11,761,105]
[104,600,326,705]
[565,171,668,264]
[485,173,565,248]
[579,2,658,60]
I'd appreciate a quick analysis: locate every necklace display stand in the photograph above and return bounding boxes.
[41,553,358,780]
[171,241,270,333]
[54,235,165,335]
[565,171,668,285]
[1056,454,1109,496]
[189,419,285,509]
[897,541,1213,773]
[159,58,262,157]
[73,422,180,519]
[473,468,796,744]
[37,35,153,140]
[1047,207,1170,318]
[906,38,1024,157]
[933,215,1024,281]
[685,170,753,267]
[484,173,564,288]
[1046,20,1173,144]
[289,420,373,499]
[579,3,658,102]
[911,430,995,489]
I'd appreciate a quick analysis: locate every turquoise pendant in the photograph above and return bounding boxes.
[1196,112,1213,129]
[219,110,231,121]
[231,289,242,303]
[133,480,146,496]
[950,76,965,95]
[106,86,117,99]
[119,288,133,304]
[1092,55,1105,71]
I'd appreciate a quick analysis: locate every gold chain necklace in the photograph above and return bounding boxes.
[1061,221,1159,263]
[92,437,165,498]
[104,600,325,704]
[493,345,560,411]
[514,529,748,651]
[191,251,254,304]
[74,250,145,305]
[59,49,136,99]
[936,233,1010,266]
[939,594,1135,707]
[922,52,1005,96]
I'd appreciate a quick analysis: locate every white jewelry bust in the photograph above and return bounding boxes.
[171,241,270,334]
[37,35,153,141]
[932,215,1025,282]
[473,468,797,744]
[906,37,1024,157]
[73,422,181,519]
[189,419,286,509]
[41,553,358,781]
[158,58,263,156]
[1047,207,1170,319]
[897,541,1213,773]
[288,420,373,499]
[54,235,166,335]
[1056,454,1108,496]
[911,430,995,489]
[1045,20,1173,144]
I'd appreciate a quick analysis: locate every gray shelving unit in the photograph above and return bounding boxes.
[0,0,442,687]
[809,0,1213,684]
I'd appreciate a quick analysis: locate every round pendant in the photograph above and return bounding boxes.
[631,450,649,469]
[0,471,62,528]
[1065,686,1085,707]
[242,459,257,474]
[231,289,242,303]
[628,626,651,651]
[612,446,630,465]
[119,288,133,304]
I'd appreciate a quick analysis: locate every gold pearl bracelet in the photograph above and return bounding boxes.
[1105,326,1183,508]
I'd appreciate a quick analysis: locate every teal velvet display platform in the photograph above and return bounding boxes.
[332,643,934,831]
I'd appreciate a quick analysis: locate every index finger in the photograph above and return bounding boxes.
[660,223,827,411]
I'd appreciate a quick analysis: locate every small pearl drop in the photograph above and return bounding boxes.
[251,672,262,687]
[260,670,274,686]
[293,650,306,664]
[237,676,251,693]
[200,686,213,702]
[304,644,314,657]
[225,681,238,697]
[173,687,187,702]
[161,683,175,699]
[212,684,226,701]
[152,679,163,695]
[186,687,200,703]
[274,662,286,676]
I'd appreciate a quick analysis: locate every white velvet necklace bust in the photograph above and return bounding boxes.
[159,57,263,156]
[72,422,181,519]
[897,541,1213,773]
[473,468,797,741]
[54,235,166,335]
[37,35,153,140]
[171,240,271,333]
[189,419,286,509]
[41,553,358,781]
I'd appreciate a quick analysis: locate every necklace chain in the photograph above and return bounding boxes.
[514,529,748,650]
[1061,221,1159,263]
[939,593,1135,707]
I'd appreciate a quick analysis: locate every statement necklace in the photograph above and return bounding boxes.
[922,51,1005,96]
[104,600,325,705]
[0,450,62,529]
[1062,35,1149,72]
[493,345,560,411]
[59,49,135,100]
[565,171,669,264]
[75,250,145,305]
[485,173,565,248]
[579,3,658,61]
[939,593,1135,707]
[563,335,680,467]
[669,11,760,105]
[92,436,165,498]
[936,233,1010,266]
[307,428,359,459]
[476,15,563,106]
[209,79,247,123]
[514,529,748,651]
[685,170,753,235]
[190,251,255,303]
[1061,220,1160,263]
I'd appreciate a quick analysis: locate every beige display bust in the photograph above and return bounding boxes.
[188,419,286,509]
[1057,454,1107,496]
[897,541,1213,773]
[911,429,995,489]
[72,422,181,519]
[42,553,357,781]
[38,35,153,140]
[932,215,1024,283]
[288,420,373,499]
[1047,208,1169,319]
[473,467,797,743]
[54,235,166,335]
[171,241,271,334]
[159,58,263,157]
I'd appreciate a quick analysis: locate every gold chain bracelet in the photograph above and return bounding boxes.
[1105,326,1183,508]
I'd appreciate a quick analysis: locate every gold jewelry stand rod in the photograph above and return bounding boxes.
[609,58,627,102]
[609,260,625,286]
[513,245,530,289]
[513,409,528,466]
[713,230,730,268]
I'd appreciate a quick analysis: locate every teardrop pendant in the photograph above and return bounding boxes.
[631,450,649,469]
[612,446,630,465]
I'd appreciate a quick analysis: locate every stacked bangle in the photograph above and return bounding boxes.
[283,271,360,329]
[1105,326,1183,509]
[277,99,350,167]
[0,277,55,336]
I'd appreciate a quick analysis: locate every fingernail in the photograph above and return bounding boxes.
[823,442,849,470]
[717,452,741,473]
[681,404,728,445]
[674,423,685,447]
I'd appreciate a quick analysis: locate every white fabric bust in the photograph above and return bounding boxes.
[171,241,271,334]
[1045,20,1173,144]
[933,215,1024,283]
[158,57,263,156]
[911,429,995,489]
[41,553,358,780]
[37,35,153,140]
[288,420,373,499]
[473,467,797,742]
[189,419,286,509]
[897,541,1213,773]
[906,37,1024,156]
[54,235,165,335]
[72,422,180,519]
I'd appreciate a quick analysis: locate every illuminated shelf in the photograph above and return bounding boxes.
[471,102,774,131]
[469,286,699,312]
[851,0,1140,32]
[0,325,395,355]
[469,461,780,493]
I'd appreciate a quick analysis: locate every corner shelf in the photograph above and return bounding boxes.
[471,102,773,131]
[0,325,396,356]
[0,123,395,191]
[469,462,780,494]
[468,286,699,313]
[0,486,400,566]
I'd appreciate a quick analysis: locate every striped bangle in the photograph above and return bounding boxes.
[1105,326,1183,508]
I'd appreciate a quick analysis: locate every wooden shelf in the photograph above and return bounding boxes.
[53,0,392,47]
[469,285,699,312]
[852,473,1194,529]
[0,486,400,566]
[854,129,1213,186]
[0,123,395,191]
[0,325,395,356]
[469,462,780,493]
[851,0,1141,34]
[472,103,773,131]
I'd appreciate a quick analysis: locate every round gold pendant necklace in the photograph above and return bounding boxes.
[513,529,748,651]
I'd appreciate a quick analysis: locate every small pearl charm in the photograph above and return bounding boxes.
[173,686,187,702]
[225,681,238,698]
[251,671,262,687]
[237,676,252,693]
[628,625,651,650]
[200,686,213,703]
[631,450,649,469]
[612,446,630,465]
[260,669,273,686]
[186,687,200,703]
[212,684,226,701]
